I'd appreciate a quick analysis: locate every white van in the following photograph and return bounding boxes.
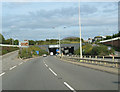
[50,52,53,56]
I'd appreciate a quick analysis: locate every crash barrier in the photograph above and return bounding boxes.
[57,55,120,68]
[71,55,119,62]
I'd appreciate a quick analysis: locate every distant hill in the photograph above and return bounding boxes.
[62,37,80,41]
[62,36,84,42]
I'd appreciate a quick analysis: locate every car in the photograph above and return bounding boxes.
[43,54,47,57]
[50,52,53,56]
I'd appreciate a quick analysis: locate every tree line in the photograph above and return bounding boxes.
[0,33,59,45]
[0,34,19,45]
[104,31,120,40]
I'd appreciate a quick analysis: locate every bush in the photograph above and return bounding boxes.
[74,44,115,56]
[91,45,115,56]
[19,48,32,59]
[74,44,93,55]
[1,46,19,55]
[19,46,48,59]
[83,44,93,55]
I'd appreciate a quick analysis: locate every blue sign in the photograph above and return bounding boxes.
[36,51,39,55]
[56,49,59,52]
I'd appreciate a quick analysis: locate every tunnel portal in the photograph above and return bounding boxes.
[48,45,74,55]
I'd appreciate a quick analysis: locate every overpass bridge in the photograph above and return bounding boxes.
[100,37,120,49]
[0,44,19,47]
[0,43,80,55]
[36,43,80,55]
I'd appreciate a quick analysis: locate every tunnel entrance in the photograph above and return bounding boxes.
[48,45,59,55]
[61,47,74,55]
[49,48,59,55]
[48,45,74,55]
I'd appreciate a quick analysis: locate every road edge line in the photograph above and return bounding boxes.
[48,68,57,76]
[64,82,76,92]
[9,65,17,70]
[0,72,5,76]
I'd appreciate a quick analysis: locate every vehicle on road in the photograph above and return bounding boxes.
[43,54,47,57]
[50,52,53,56]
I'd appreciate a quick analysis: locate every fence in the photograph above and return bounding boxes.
[57,55,120,68]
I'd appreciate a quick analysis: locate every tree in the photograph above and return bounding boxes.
[5,38,13,45]
[0,33,5,44]
[104,36,112,40]
[29,40,36,45]
[118,31,120,37]
[14,40,19,45]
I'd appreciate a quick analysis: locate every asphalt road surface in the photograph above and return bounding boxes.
[2,56,118,91]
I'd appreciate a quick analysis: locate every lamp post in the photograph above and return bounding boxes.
[58,29,61,55]
[52,27,61,55]
[78,0,82,58]
[53,26,66,56]
[11,34,14,45]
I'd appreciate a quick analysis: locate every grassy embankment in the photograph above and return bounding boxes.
[18,46,48,59]
[74,43,115,56]
[0,46,19,55]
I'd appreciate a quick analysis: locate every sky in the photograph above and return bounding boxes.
[1,1,118,41]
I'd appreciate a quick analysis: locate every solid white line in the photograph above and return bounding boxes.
[0,72,5,76]
[18,62,23,65]
[49,68,57,76]
[45,64,48,67]
[64,82,76,92]
[9,66,17,70]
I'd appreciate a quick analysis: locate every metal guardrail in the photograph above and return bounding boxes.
[72,55,120,60]
[58,55,120,68]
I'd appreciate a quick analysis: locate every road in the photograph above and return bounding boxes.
[2,50,24,72]
[2,56,118,91]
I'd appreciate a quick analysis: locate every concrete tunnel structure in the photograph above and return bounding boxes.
[48,45,74,55]
[36,43,80,55]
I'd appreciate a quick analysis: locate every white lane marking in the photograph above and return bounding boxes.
[48,68,57,76]
[64,82,76,92]
[0,72,5,76]
[9,66,17,70]
[18,62,23,65]
[45,64,48,67]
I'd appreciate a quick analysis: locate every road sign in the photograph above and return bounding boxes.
[56,49,59,52]
[36,51,39,55]
[19,40,29,48]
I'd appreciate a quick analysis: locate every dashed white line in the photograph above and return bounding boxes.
[64,82,76,92]
[45,64,48,67]
[48,68,57,76]
[0,72,5,76]
[18,62,23,65]
[9,66,17,70]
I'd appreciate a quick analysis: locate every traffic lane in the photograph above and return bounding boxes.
[44,56,118,90]
[2,57,68,90]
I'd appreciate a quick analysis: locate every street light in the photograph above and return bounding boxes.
[58,28,61,55]
[52,27,61,55]
[53,26,66,56]
[78,0,82,58]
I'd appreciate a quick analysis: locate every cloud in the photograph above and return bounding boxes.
[2,2,118,40]
[2,0,120,2]
[81,16,118,26]
[2,6,117,30]
[102,2,118,13]
[2,5,98,29]
[80,4,98,15]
